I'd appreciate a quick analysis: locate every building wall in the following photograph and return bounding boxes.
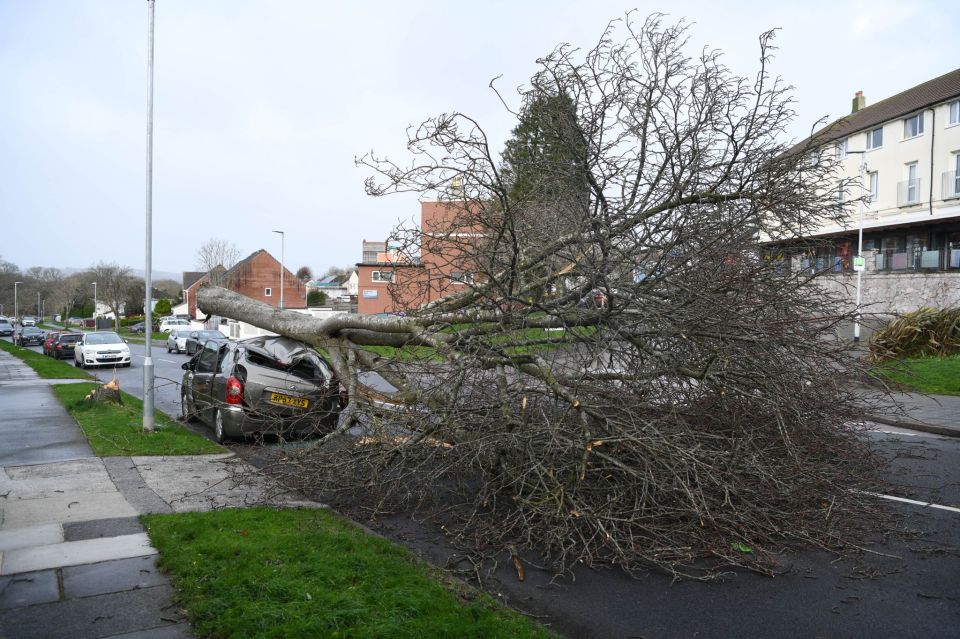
[228,251,306,309]
[356,264,429,315]
[816,97,960,237]
[816,271,960,315]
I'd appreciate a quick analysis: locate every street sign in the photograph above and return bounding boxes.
[853,256,865,272]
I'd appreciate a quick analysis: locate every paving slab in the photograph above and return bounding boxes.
[0,569,59,609]
[102,457,172,515]
[63,516,144,542]
[63,555,167,599]
[1,458,118,500]
[0,385,93,466]
[0,524,62,552]
[0,533,156,575]
[0,584,185,639]
[0,491,139,530]
[132,454,308,512]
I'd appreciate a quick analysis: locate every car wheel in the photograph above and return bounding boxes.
[74,356,80,368]
[167,345,172,353]
[213,409,230,444]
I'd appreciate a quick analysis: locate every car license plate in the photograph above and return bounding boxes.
[269,392,309,409]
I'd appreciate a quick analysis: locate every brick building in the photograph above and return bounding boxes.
[184,249,306,319]
[356,202,480,315]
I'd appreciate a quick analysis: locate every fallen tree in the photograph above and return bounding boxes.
[199,14,886,579]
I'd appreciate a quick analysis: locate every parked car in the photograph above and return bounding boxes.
[74,331,132,368]
[14,326,45,346]
[128,322,146,334]
[0,320,13,337]
[166,329,192,354]
[184,330,228,355]
[158,318,190,333]
[21,316,37,327]
[180,336,345,443]
[42,332,62,356]
[50,333,83,360]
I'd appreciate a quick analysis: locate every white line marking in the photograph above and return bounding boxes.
[859,491,960,514]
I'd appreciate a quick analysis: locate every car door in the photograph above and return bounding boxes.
[191,340,222,423]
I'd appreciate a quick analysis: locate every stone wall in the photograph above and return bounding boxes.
[815,271,960,315]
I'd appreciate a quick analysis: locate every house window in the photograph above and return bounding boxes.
[903,113,924,138]
[866,127,883,150]
[905,162,919,204]
[450,271,474,284]
[868,172,878,203]
[371,270,394,283]
[264,287,272,297]
[835,138,848,160]
[949,100,960,125]
[837,184,845,204]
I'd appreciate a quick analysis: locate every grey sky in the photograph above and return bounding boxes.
[1,0,956,277]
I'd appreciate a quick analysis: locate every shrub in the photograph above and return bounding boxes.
[869,307,960,360]
[307,291,327,306]
[154,299,173,316]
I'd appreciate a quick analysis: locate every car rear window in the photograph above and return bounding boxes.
[60,335,81,343]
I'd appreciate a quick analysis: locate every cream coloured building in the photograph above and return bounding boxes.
[790,69,960,312]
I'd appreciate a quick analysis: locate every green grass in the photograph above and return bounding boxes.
[876,355,960,396]
[51,382,223,456]
[142,508,552,639]
[0,339,92,379]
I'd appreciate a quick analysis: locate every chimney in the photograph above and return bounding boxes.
[851,90,866,114]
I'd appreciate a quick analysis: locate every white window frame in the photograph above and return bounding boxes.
[835,138,848,160]
[264,287,272,297]
[371,270,395,283]
[903,113,924,139]
[869,171,878,203]
[450,271,474,285]
[865,127,883,150]
[906,162,919,203]
[949,100,960,126]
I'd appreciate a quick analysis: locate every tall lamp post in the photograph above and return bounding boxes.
[37,291,41,321]
[92,282,97,327]
[142,0,156,433]
[14,282,23,322]
[273,230,285,310]
[844,150,869,342]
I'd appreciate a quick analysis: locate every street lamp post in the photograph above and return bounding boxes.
[37,291,41,320]
[273,230,285,310]
[142,0,156,433]
[14,282,23,323]
[844,151,869,342]
[92,282,97,328]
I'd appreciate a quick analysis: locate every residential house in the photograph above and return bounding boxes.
[785,68,960,313]
[184,249,307,319]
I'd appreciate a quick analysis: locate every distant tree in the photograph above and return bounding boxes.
[296,266,314,282]
[153,279,183,304]
[306,290,327,306]
[321,265,355,280]
[154,298,173,316]
[88,262,133,330]
[195,238,240,285]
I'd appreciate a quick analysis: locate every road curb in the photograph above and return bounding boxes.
[866,414,960,438]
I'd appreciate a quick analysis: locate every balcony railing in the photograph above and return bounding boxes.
[943,171,960,200]
[874,248,960,271]
[897,178,922,207]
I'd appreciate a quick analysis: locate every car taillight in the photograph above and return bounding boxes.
[57,344,62,349]
[338,384,349,408]
[225,376,243,405]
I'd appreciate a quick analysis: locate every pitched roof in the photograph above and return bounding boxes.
[182,271,206,290]
[799,68,960,150]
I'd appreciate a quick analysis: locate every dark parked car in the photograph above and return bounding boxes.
[184,330,228,355]
[50,333,83,360]
[42,331,62,356]
[128,322,145,334]
[0,320,13,337]
[14,326,45,346]
[181,336,345,443]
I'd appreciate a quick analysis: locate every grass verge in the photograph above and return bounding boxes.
[0,339,92,379]
[876,355,960,396]
[142,507,552,639]
[52,382,223,456]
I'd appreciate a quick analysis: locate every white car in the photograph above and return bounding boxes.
[158,318,190,333]
[166,329,190,354]
[74,331,132,369]
[21,316,36,327]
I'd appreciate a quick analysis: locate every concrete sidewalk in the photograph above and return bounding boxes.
[866,391,960,438]
[0,350,319,639]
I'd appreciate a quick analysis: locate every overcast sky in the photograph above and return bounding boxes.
[1,0,956,278]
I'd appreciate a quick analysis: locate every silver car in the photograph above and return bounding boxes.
[166,329,191,354]
[180,335,345,443]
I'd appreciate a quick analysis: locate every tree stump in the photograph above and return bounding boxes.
[85,377,122,405]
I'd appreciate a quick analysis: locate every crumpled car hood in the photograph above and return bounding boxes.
[240,335,319,367]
